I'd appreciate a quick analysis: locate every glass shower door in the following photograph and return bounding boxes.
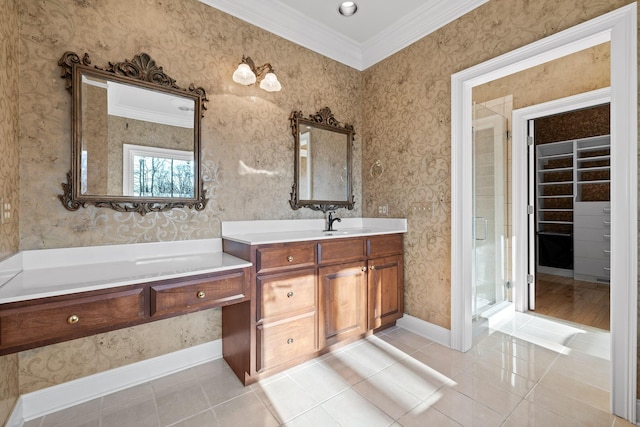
[472,104,508,319]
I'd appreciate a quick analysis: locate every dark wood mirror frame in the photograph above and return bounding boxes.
[58,51,209,215]
[289,107,355,213]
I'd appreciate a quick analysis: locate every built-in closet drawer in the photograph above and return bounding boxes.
[574,258,610,279]
[318,238,365,264]
[574,202,611,281]
[150,269,249,317]
[0,287,145,350]
[255,243,316,274]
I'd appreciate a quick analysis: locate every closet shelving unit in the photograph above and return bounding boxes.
[535,135,610,279]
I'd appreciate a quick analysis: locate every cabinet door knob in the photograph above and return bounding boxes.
[287,256,294,262]
[196,291,206,299]
[67,314,79,324]
[287,291,294,298]
[361,266,367,272]
[370,265,375,270]
[287,338,294,344]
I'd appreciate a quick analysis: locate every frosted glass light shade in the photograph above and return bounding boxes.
[259,72,282,92]
[232,63,256,85]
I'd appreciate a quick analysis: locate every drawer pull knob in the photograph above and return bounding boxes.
[287,256,294,262]
[603,234,611,239]
[603,220,611,225]
[67,315,79,324]
[287,338,294,344]
[287,291,294,298]
[604,249,611,254]
[197,291,206,299]
[603,267,611,271]
[603,207,611,213]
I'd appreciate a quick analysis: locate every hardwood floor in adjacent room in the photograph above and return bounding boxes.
[533,273,610,330]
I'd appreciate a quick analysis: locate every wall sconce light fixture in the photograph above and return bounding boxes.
[232,56,282,92]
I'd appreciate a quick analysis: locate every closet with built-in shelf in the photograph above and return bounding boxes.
[536,135,610,282]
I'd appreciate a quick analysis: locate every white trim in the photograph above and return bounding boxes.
[512,88,611,313]
[198,0,487,71]
[9,340,222,424]
[396,314,451,348]
[451,4,636,421]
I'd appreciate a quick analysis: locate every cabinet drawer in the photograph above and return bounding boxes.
[257,314,316,371]
[573,241,610,259]
[257,268,315,323]
[574,227,611,242]
[150,269,249,317]
[256,243,316,274]
[574,257,610,278]
[318,238,365,264]
[574,201,611,215]
[367,234,403,258]
[574,215,611,229]
[0,288,145,349]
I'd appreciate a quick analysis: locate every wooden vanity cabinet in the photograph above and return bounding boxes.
[0,268,250,355]
[222,233,403,385]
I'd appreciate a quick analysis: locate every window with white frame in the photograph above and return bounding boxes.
[122,144,194,198]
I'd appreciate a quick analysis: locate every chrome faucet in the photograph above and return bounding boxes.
[325,211,341,231]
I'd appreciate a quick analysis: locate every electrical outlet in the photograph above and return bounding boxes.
[378,204,388,216]
[3,202,10,223]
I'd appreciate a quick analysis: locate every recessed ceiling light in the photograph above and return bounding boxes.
[338,1,358,17]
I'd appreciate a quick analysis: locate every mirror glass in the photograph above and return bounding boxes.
[59,52,208,215]
[290,108,355,212]
[80,72,196,198]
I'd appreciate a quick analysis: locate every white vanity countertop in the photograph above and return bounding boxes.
[0,239,251,304]
[222,218,407,245]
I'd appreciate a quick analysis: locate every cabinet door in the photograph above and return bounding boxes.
[368,255,403,330]
[318,261,367,347]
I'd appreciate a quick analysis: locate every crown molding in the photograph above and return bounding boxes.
[200,0,487,71]
[200,0,363,70]
[361,0,489,69]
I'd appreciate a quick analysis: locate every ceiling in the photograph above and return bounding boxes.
[199,0,488,71]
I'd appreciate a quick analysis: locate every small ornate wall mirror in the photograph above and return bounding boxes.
[289,107,355,212]
[58,51,209,215]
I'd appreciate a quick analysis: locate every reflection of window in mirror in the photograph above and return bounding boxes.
[81,150,88,195]
[122,144,194,198]
[299,130,311,199]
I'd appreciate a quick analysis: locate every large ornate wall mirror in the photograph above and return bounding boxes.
[58,51,209,215]
[289,107,355,212]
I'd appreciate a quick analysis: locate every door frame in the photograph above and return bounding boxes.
[512,88,611,313]
[451,4,637,421]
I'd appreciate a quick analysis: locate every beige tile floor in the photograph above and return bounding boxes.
[23,312,636,427]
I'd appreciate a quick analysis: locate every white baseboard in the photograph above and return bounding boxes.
[7,340,222,426]
[636,399,640,424]
[396,314,451,347]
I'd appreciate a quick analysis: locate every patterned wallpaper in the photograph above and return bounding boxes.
[361,0,631,329]
[14,0,362,397]
[3,0,639,414]
[0,0,20,423]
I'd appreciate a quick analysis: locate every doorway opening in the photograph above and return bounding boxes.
[530,104,611,331]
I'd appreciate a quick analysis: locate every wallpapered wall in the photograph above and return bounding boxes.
[361,0,631,330]
[0,0,20,424]
[2,0,639,422]
[12,0,363,405]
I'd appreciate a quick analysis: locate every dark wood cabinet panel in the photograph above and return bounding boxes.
[367,234,403,258]
[318,261,367,347]
[368,255,404,330]
[150,269,249,317]
[255,242,316,274]
[256,268,316,323]
[0,287,145,351]
[317,238,365,264]
[257,313,316,371]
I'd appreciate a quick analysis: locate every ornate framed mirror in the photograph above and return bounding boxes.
[58,52,209,215]
[289,107,355,212]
